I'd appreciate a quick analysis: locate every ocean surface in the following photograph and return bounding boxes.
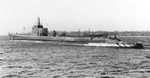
[1,36,150,78]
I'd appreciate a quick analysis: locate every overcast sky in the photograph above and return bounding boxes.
[1,0,150,35]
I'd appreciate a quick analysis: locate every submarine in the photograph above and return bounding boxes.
[8,18,144,49]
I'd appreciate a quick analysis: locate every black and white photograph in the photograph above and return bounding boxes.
[0,0,150,78]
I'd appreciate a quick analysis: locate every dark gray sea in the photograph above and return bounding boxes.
[1,36,150,78]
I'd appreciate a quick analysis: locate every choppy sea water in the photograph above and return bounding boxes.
[1,36,150,78]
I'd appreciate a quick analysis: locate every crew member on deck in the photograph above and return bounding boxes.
[53,30,57,37]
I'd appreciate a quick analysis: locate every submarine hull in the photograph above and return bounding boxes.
[8,34,90,42]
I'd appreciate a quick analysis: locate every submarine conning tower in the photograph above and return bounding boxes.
[32,17,48,36]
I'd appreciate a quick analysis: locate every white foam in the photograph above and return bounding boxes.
[83,43,119,47]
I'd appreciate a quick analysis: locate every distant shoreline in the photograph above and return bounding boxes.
[0,35,150,37]
[117,36,150,37]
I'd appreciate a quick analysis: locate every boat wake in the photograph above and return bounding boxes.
[9,40,145,49]
[74,43,125,47]
[74,42,144,49]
